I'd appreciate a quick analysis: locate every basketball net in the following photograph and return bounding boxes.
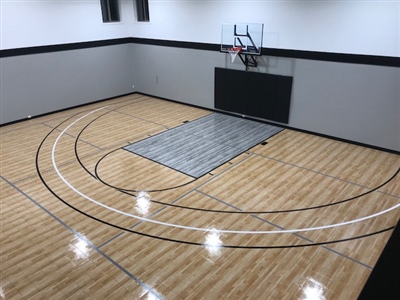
[227,47,242,63]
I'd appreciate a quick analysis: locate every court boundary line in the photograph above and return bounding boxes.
[50,107,400,235]
[0,175,164,300]
[198,189,374,269]
[36,125,396,248]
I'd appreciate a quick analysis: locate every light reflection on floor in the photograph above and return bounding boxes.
[204,228,223,258]
[140,287,163,300]
[0,286,4,300]
[299,278,326,300]
[69,235,91,261]
[5,95,396,299]
[135,191,152,215]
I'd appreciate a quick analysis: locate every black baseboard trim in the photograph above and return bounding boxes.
[221,111,400,155]
[137,92,215,115]
[137,92,400,155]
[1,37,399,67]
[0,92,136,127]
[286,126,400,155]
[2,91,399,155]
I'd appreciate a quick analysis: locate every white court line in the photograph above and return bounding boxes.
[51,107,400,234]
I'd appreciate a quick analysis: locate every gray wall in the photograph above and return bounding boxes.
[0,43,135,124]
[133,44,400,152]
[290,60,400,151]
[132,44,224,108]
[1,43,399,152]
[2,1,398,151]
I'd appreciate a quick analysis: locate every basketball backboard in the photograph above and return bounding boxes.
[221,23,264,55]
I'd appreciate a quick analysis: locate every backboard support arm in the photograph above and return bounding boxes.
[234,25,259,70]
[237,53,258,70]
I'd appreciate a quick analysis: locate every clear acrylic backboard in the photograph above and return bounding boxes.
[221,23,264,56]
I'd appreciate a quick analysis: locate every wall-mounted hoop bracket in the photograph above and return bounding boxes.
[221,23,263,70]
[237,53,258,68]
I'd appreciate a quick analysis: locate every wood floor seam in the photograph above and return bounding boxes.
[254,152,398,191]
[3,95,398,299]
[0,175,163,300]
[199,189,375,269]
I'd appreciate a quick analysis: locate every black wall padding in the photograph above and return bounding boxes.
[214,68,293,124]
[357,219,400,299]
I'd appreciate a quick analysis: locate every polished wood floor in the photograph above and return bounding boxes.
[1,93,399,299]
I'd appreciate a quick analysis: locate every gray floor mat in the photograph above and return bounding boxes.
[124,113,283,178]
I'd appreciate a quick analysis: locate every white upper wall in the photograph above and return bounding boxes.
[0,0,135,50]
[136,0,399,57]
[1,0,399,57]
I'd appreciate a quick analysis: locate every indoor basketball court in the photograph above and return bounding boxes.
[2,93,399,299]
[1,2,399,300]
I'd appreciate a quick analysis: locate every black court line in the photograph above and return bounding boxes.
[249,212,374,269]
[1,176,164,300]
[94,148,197,192]
[42,122,104,151]
[198,189,377,269]
[36,101,398,248]
[71,101,198,192]
[120,154,400,214]
[36,129,396,249]
[98,180,225,249]
[124,113,283,178]
[70,105,399,233]
[254,152,397,192]
[70,103,400,214]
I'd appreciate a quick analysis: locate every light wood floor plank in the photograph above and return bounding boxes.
[1,94,399,299]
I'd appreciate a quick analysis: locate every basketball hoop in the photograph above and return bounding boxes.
[227,47,242,63]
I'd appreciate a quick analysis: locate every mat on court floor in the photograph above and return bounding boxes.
[124,113,283,178]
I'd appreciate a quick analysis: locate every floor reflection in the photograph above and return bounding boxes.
[299,277,326,300]
[140,287,163,300]
[69,235,91,261]
[204,228,223,259]
[135,191,151,215]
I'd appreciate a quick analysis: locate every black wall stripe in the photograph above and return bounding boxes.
[0,38,132,58]
[130,37,220,52]
[261,48,400,67]
[1,37,399,67]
